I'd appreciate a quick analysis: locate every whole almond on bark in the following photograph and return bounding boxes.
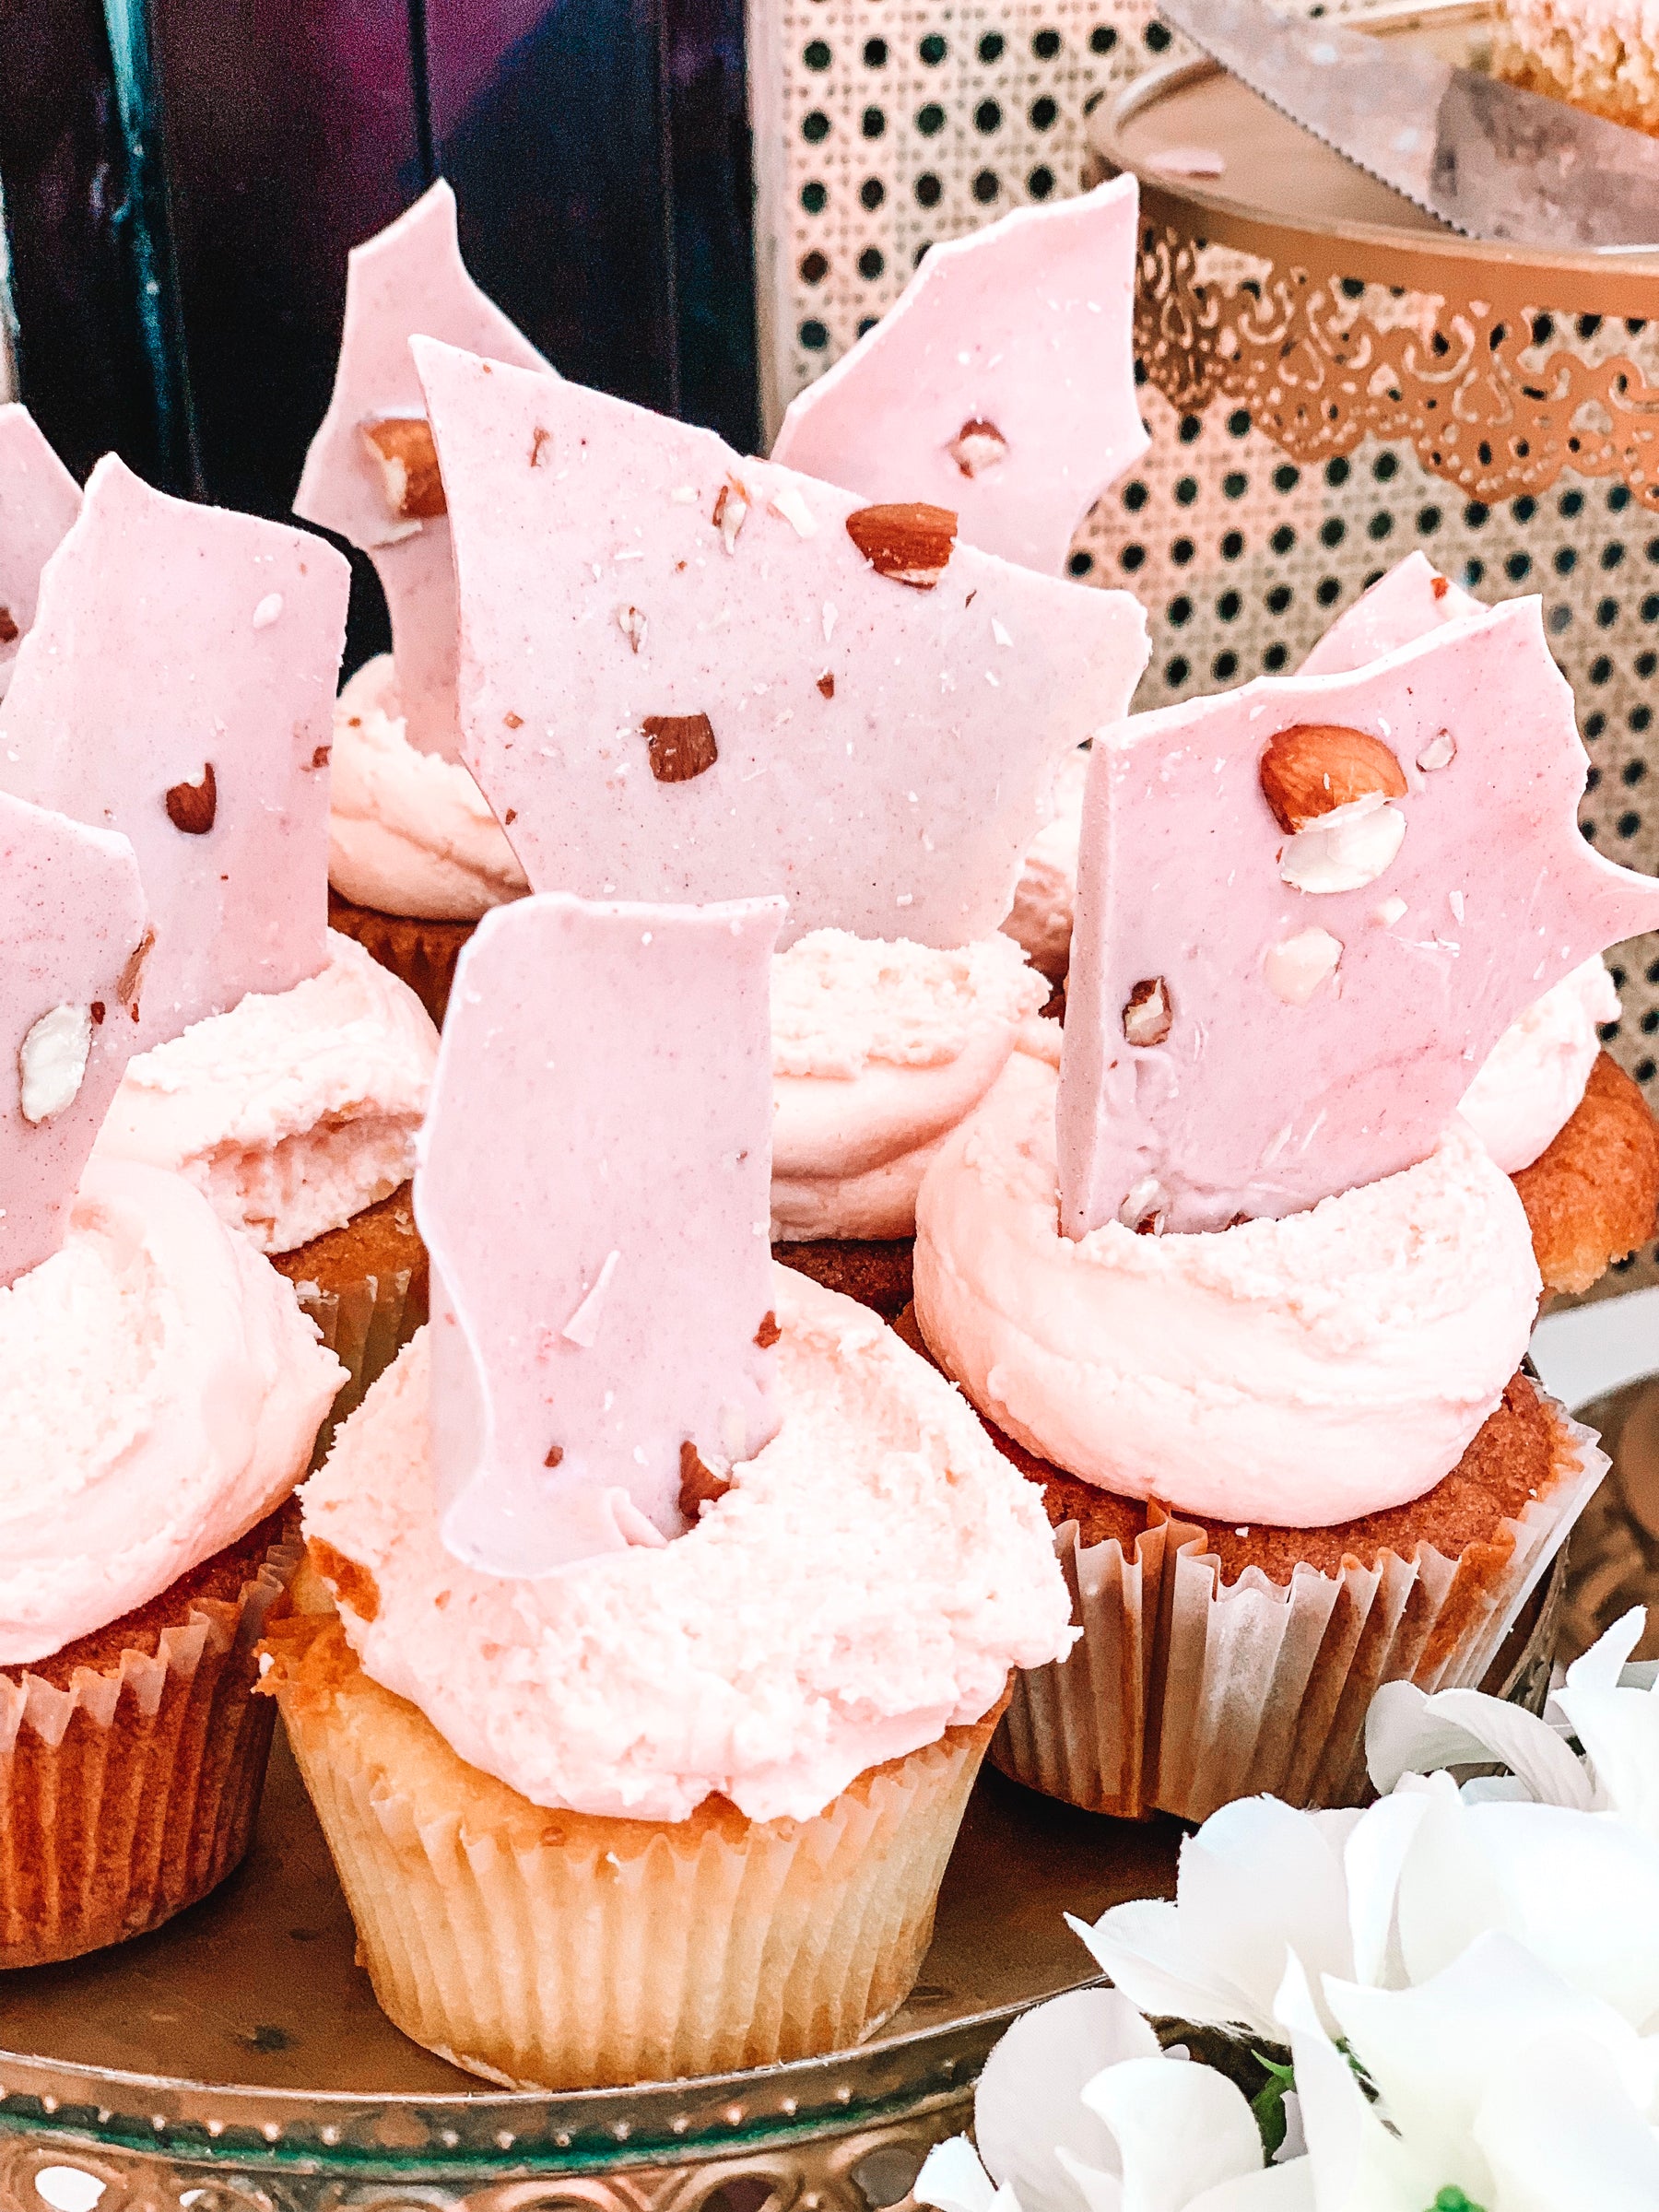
[845,502,958,589]
[361,417,446,521]
[1258,724,1406,833]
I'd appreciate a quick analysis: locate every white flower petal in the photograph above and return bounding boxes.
[1054,2149,1125,2212]
[1555,1681,1659,1841]
[1068,1905,1273,2041]
[1079,1799,1352,2041]
[1082,2053,1264,2212]
[1274,1956,1434,2211]
[1463,1800,1659,2030]
[1342,1793,1429,1990]
[1565,1606,1649,1691]
[1184,2168,1316,2212]
[1367,1680,1593,1807]
[1324,1933,1659,2195]
[1474,2030,1659,2212]
[918,2137,1002,2212]
[1394,1771,1502,1987]
[976,1989,1154,2212]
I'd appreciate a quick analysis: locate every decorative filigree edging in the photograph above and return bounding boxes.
[1135,211,1659,508]
[0,2106,969,2212]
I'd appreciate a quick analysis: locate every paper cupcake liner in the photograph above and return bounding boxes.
[0,1527,301,1967]
[276,1186,429,1463]
[994,1396,1607,1823]
[290,1265,424,1459]
[266,1618,997,2088]
[327,888,474,1029]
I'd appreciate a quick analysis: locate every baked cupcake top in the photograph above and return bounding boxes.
[0,790,341,1664]
[0,447,440,1253]
[303,890,1072,1819]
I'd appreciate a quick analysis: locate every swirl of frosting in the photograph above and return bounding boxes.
[0,1160,343,1664]
[94,931,438,1255]
[1458,957,1618,1174]
[301,1266,1073,1823]
[328,656,529,921]
[770,929,1047,1241]
[914,1053,1540,1527]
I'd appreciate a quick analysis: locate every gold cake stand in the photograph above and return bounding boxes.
[0,1554,1564,2212]
[0,1737,1182,2212]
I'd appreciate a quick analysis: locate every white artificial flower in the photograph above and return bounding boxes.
[1075,1611,1659,2045]
[913,1986,1310,2212]
[1277,1936,1659,2211]
[1066,1797,1363,2041]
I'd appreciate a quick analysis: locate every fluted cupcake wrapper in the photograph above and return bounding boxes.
[291,1265,423,1462]
[0,1532,301,1967]
[267,1618,998,2089]
[327,889,474,1029]
[994,1395,1606,1823]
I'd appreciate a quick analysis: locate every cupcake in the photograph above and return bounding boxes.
[0,448,439,1431]
[912,591,1657,1822]
[0,403,79,700]
[294,182,544,1024]
[406,335,1147,1313]
[0,790,341,1964]
[1009,554,1659,1293]
[265,892,1071,2087]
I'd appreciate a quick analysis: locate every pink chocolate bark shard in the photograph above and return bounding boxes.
[294,181,549,759]
[0,793,147,1287]
[414,336,1148,949]
[1299,552,1483,677]
[770,177,1147,576]
[0,406,80,701]
[0,454,349,1052]
[1057,596,1659,1236]
[417,891,784,1576]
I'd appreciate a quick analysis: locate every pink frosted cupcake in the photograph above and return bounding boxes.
[912,586,1655,1821]
[267,893,1071,2087]
[0,791,340,1964]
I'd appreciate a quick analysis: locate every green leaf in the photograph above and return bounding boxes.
[1249,2052,1296,2159]
[1428,2190,1489,2211]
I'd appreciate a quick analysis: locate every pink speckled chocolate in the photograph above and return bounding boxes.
[415,336,1148,949]
[417,892,783,1576]
[771,179,1147,576]
[294,182,548,759]
[0,406,79,701]
[0,794,147,1287]
[0,456,350,1051]
[1058,597,1659,1235]
[1300,552,1484,677]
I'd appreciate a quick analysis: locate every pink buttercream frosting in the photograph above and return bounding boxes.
[913,1053,1539,1526]
[301,1265,1074,1822]
[329,657,528,922]
[770,930,1047,1241]
[1458,956,1618,1174]
[0,1159,343,1663]
[94,931,438,1255]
